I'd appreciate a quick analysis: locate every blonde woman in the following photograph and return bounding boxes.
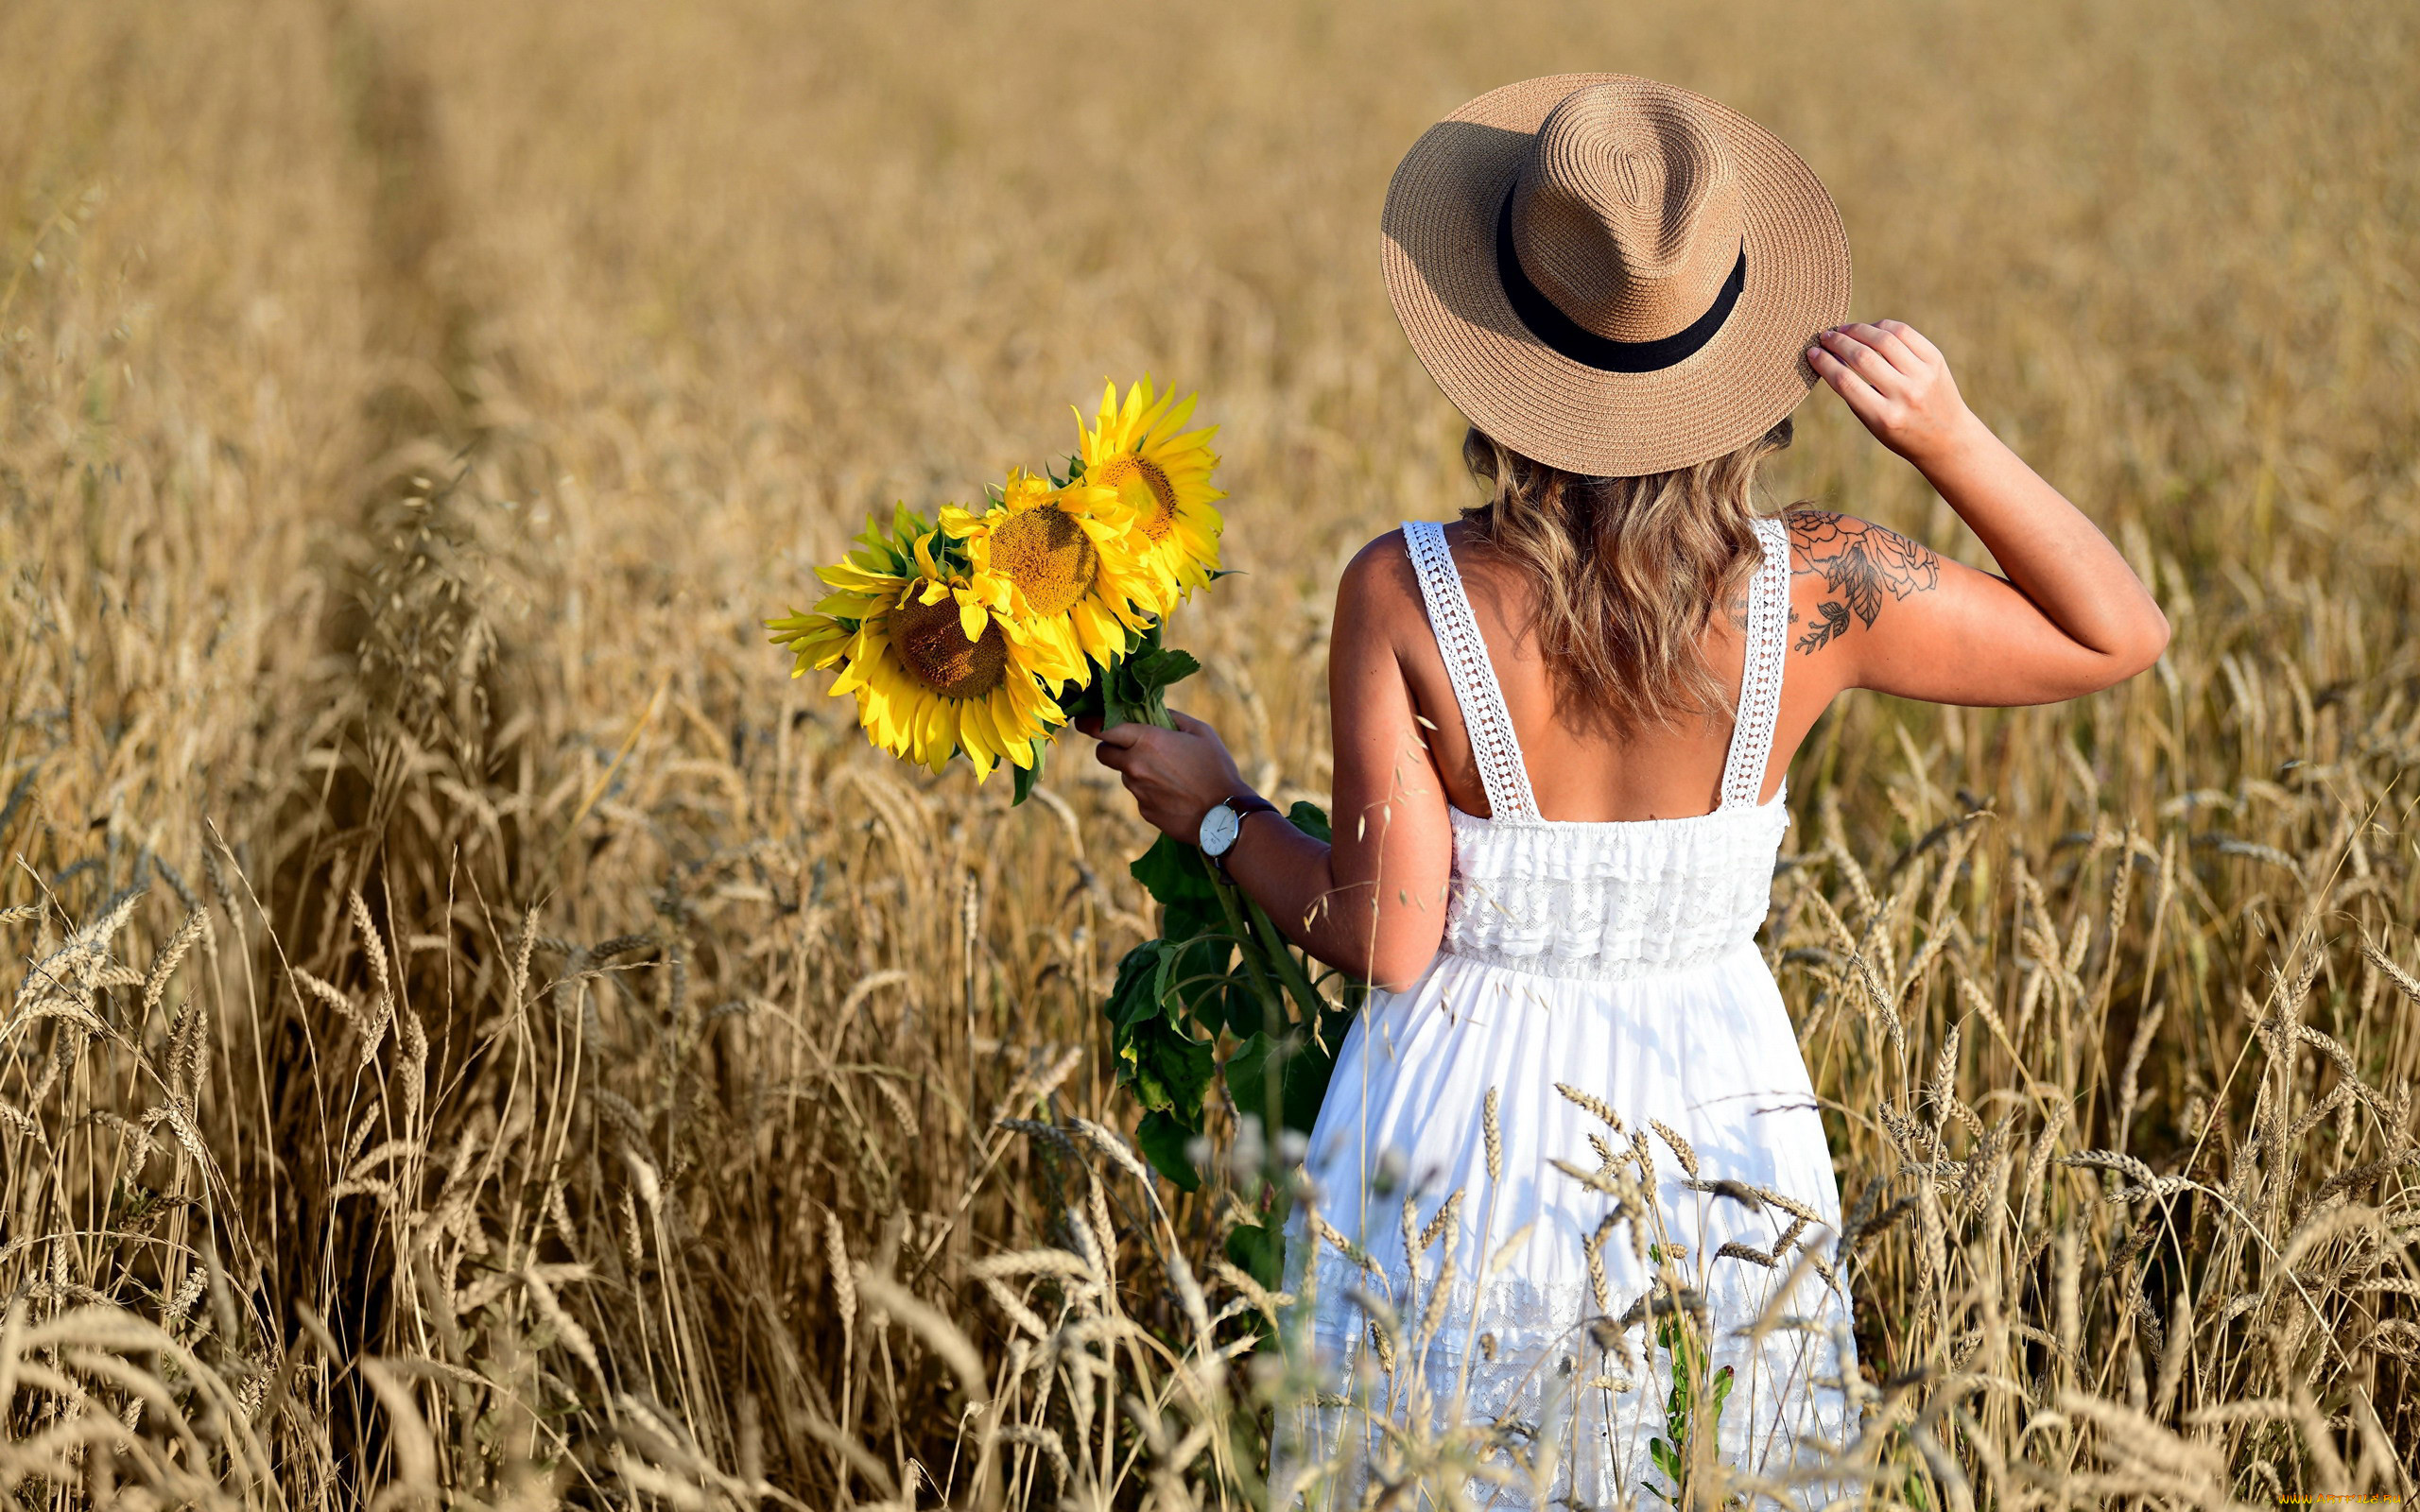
[1086,76,2167,1507]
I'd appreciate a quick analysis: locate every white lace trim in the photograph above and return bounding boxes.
[1403,520,1540,823]
[1720,517,1791,812]
[1441,919,1767,983]
[1438,796,1790,981]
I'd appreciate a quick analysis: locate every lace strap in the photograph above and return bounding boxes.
[1402,521,1539,822]
[1720,516,1791,810]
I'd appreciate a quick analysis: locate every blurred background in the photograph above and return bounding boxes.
[2,0,2416,1504]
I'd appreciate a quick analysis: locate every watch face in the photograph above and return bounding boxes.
[1200,802,1240,857]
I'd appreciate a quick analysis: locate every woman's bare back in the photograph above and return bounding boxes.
[1376,511,1925,823]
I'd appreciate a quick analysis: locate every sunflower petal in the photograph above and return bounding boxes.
[1153,390,1199,438]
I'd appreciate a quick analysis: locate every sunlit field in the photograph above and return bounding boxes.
[3,0,2416,1504]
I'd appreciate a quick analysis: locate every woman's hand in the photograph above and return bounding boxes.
[1084,711,1252,845]
[1806,320,1980,467]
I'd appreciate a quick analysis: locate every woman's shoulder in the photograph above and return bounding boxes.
[1331,526,1433,639]
[1773,506,1945,664]
[1339,525,1419,599]
[1339,518,1499,584]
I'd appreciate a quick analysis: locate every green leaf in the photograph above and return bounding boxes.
[1010,742,1047,806]
[1171,947,1238,1030]
[1902,1464,1932,1512]
[1229,1030,1335,1135]
[1102,685,1149,730]
[1158,890,1229,944]
[1226,1033,1283,1126]
[1115,1011,1215,1122]
[1280,1040,1334,1132]
[1224,1221,1284,1291]
[1222,978,1278,1040]
[1135,1109,1201,1191]
[1127,645,1202,691]
[1159,893,1230,951]
[1090,620,1203,730]
[1149,936,1182,1024]
[1286,800,1332,844]
[1063,678,1105,727]
[1648,1436,1679,1482]
[1131,833,1218,907]
[1095,622,1157,730]
[1107,936,1242,1040]
[1169,949,1239,1034]
[1103,941,1161,1029]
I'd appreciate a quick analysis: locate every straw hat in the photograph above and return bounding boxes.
[1383,74,1851,478]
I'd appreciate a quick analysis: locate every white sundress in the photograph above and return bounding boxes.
[1275,516,1859,1511]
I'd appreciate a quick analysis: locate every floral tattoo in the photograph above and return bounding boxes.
[1786,510,1941,653]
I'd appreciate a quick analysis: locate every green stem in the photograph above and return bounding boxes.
[1199,851,1284,1025]
[1245,896,1323,1025]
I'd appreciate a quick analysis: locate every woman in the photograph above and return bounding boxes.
[1087,76,2167,1507]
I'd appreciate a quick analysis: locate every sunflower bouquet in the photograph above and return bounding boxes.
[769,380,1340,1236]
[767,379,1225,799]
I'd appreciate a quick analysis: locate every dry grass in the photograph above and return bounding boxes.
[2,0,2417,1505]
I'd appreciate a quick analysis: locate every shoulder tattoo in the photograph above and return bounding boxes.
[1786,510,1941,654]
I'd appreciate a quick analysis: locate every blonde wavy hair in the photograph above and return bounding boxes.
[1460,419,1794,735]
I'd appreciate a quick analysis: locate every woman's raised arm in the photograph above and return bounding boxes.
[1791,320,2169,706]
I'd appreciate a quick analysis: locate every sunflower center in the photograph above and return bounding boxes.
[1098,455,1179,541]
[989,505,1098,617]
[891,595,1009,701]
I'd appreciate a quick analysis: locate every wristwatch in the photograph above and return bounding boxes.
[1199,795,1280,878]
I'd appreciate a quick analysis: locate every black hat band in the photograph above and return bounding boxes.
[1495,185,1745,374]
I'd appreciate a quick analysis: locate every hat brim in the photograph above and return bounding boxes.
[1383,74,1851,478]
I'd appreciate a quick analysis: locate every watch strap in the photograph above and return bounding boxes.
[1208,795,1281,875]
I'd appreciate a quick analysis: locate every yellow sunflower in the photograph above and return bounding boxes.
[1075,379,1225,601]
[767,520,1075,781]
[941,468,1164,676]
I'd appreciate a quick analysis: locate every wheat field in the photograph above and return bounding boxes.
[2,0,2417,1505]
